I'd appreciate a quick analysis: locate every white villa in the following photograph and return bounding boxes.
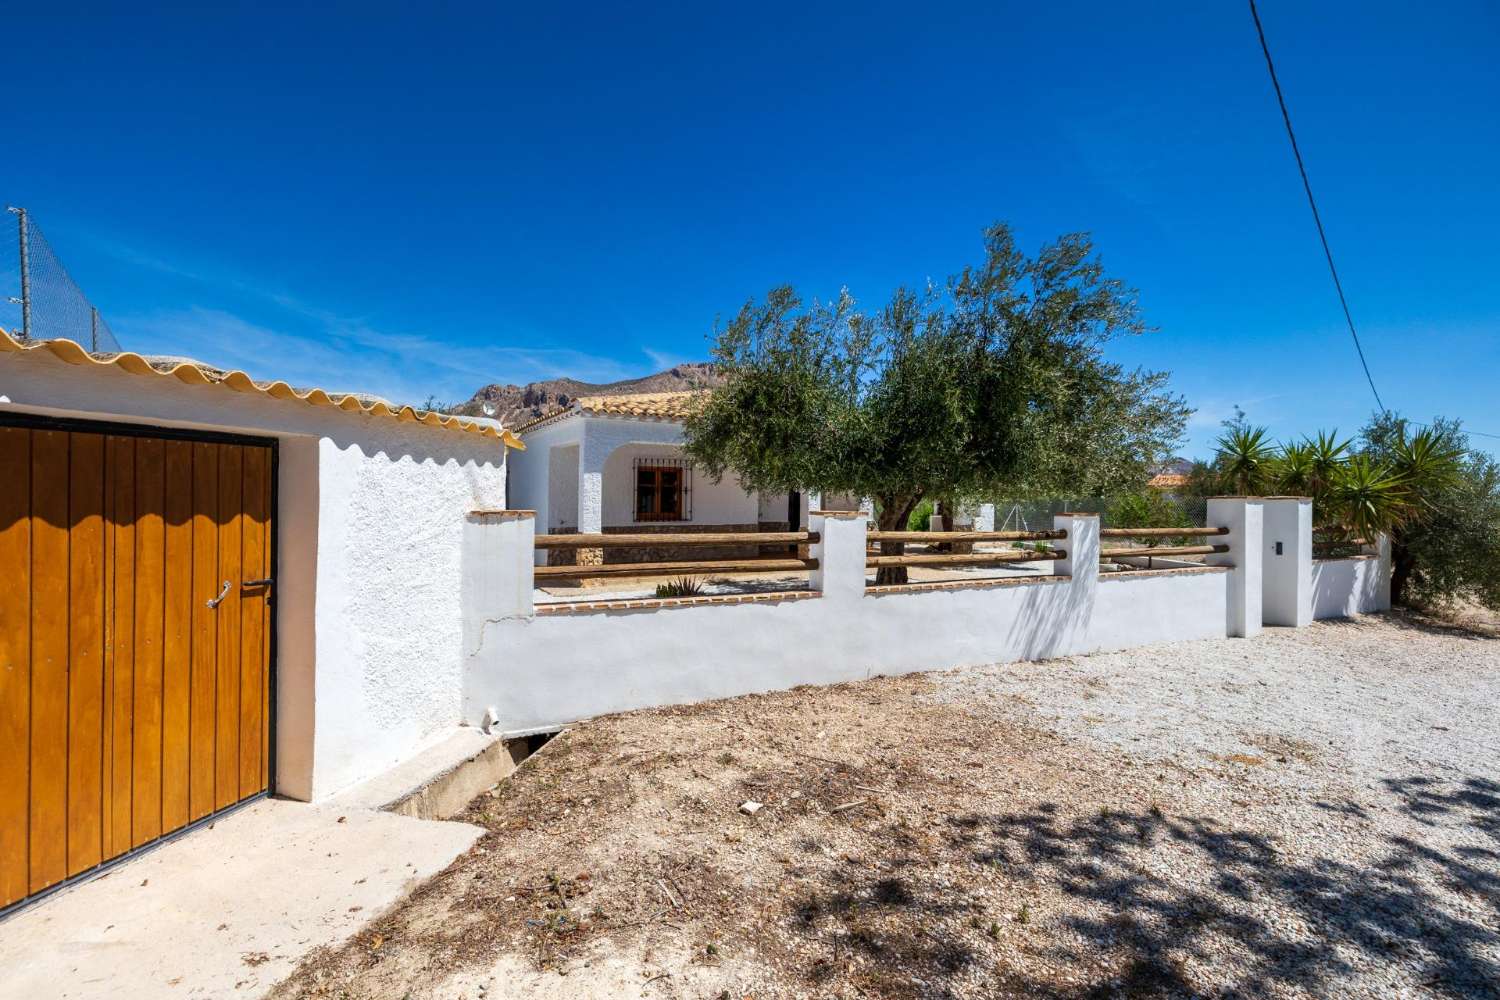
[506,391,863,565]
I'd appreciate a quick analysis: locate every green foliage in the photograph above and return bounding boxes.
[682,223,1191,582]
[1106,490,1192,547]
[1215,425,1277,496]
[1328,454,1409,544]
[1359,414,1493,609]
[654,576,706,598]
[907,499,934,532]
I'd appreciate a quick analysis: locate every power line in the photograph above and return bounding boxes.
[1248,0,1385,413]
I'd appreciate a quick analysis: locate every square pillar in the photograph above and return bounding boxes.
[1207,498,1263,638]
[1374,532,1393,611]
[809,510,867,601]
[576,434,606,567]
[462,510,535,639]
[975,503,996,533]
[1261,497,1313,627]
[1053,513,1099,647]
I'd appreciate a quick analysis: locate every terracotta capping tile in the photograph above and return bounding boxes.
[469,508,537,519]
[1100,565,1231,581]
[1055,512,1100,518]
[534,589,820,616]
[1314,554,1376,563]
[866,574,1068,596]
[809,510,867,519]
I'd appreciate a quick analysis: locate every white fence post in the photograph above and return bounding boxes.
[1207,498,1263,638]
[1261,497,1313,627]
[1053,511,1099,594]
[463,511,535,649]
[810,510,867,601]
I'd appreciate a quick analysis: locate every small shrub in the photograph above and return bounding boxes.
[655,576,705,598]
[907,499,935,532]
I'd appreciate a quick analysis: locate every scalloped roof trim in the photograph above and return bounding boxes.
[0,329,523,450]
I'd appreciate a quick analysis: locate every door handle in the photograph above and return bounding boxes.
[206,580,232,609]
[242,578,274,588]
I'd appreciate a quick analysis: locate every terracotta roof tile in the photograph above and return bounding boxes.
[516,389,705,434]
[0,329,524,448]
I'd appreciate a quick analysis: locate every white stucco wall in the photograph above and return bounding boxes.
[1312,555,1391,619]
[1,347,509,801]
[464,567,1230,735]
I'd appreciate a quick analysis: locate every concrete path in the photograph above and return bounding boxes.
[0,798,483,1000]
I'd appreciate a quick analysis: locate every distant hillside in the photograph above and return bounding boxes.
[452,362,723,427]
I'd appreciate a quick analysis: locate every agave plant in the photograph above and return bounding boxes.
[1215,426,1277,495]
[1329,455,1409,542]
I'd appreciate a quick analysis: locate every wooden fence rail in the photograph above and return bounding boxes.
[536,531,816,548]
[534,557,819,581]
[1099,544,1228,559]
[866,549,1066,569]
[1097,526,1229,538]
[866,529,1066,543]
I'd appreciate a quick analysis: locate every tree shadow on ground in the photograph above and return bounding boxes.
[952,784,1500,999]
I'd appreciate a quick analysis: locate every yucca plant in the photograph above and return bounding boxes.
[1388,426,1465,516]
[1215,426,1277,495]
[1328,455,1409,543]
[1275,441,1316,497]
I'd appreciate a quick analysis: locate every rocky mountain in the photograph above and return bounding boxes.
[452,362,723,427]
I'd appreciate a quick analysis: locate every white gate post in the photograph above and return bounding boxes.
[1207,498,1263,638]
[1261,497,1313,627]
[810,510,867,601]
[462,510,535,638]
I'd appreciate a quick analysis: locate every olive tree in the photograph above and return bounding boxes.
[683,223,1190,583]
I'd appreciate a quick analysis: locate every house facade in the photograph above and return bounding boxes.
[506,391,852,565]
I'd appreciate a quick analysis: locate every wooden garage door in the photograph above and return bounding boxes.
[0,420,274,910]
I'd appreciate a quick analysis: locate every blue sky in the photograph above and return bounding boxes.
[4,2,1496,458]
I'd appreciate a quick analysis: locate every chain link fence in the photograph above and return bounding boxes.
[990,495,1210,532]
[2,207,121,353]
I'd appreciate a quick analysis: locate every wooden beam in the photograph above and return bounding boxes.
[536,531,816,548]
[1099,544,1228,559]
[1098,526,1228,538]
[866,529,1066,543]
[865,550,1064,569]
[534,558,818,580]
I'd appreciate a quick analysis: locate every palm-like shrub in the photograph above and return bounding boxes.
[1327,455,1409,544]
[1216,426,1277,495]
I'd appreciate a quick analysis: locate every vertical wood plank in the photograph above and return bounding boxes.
[160,441,193,833]
[131,439,165,847]
[0,428,32,907]
[214,445,243,810]
[105,436,136,860]
[188,442,218,821]
[238,447,269,798]
[260,449,273,791]
[28,430,69,893]
[65,434,106,876]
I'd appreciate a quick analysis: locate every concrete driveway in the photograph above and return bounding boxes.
[0,797,482,1000]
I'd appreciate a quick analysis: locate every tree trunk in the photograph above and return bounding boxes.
[1391,532,1417,607]
[873,495,920,586]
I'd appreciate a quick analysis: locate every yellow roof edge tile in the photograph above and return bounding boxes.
[0,328,523,450]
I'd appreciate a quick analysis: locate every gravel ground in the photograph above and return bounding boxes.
[273,612,1500,999]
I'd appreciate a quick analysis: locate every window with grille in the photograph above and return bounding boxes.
[634,457,692,522]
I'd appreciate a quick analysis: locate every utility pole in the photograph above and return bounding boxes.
[7,206,30,340]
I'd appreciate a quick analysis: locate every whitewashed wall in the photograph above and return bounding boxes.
[1312,551,1392,619]
[601,442,759,525]
[0,347,509,801]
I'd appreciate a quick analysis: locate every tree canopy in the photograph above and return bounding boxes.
[683,223,1191,555]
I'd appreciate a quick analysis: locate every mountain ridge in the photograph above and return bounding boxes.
[452,362,723,427]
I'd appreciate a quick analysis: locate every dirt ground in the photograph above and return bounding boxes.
[272,611,1500,1000]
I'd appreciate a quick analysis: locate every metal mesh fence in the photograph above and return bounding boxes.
[2,207,121,353]
[990,495,1209,532]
